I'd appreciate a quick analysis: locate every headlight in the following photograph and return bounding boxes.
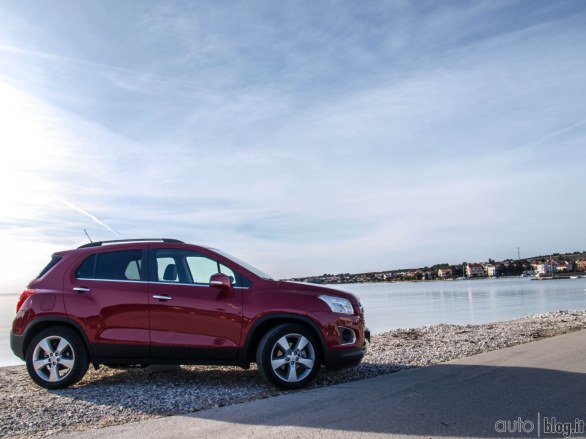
[318,295,354,315]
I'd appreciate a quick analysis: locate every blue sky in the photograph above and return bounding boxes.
[1,0,585,290]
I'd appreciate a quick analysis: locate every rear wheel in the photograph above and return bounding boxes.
[25,327,89,389]
[256,324,321,390]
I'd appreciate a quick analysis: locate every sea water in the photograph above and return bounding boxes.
[342,277,586,334]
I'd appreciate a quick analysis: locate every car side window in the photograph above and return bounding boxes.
[186,256,238,285]
[124,259,142,280]
[186,255,219,284]
[154,249,243,286]
[76,254,96,279]
[157,257,178,282]
[220,264,238,284]
[76,250,143,281]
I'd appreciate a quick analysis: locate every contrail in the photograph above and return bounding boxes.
[534,118,586,146]
[0,43,212,95]
[56,197,120,238]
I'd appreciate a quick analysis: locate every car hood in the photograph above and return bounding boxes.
[273,280,361,306]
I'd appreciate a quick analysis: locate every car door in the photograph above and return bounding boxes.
[64,248,150,360]
[148,248,244,361]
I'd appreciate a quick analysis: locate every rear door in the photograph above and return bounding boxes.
[64,248,150,360]
[148,247,243,361]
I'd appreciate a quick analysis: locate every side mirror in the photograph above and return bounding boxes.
[209,273,234,296]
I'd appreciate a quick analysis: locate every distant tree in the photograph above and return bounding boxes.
[452,266,464,277]
[499,261,524,276]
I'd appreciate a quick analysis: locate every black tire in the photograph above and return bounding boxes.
[256,324,321,390]
[25,327,89,389]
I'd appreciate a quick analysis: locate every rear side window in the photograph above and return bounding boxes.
[36,255,62,279]
[76,250,143,281]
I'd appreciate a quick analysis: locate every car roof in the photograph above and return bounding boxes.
[77,238,184,248]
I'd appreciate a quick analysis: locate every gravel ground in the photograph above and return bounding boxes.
[2,309,586,438]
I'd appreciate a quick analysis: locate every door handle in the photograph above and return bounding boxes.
[73,287,91,293]
[153,294,173,301]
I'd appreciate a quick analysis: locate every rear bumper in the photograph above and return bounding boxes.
[10,330,25,360]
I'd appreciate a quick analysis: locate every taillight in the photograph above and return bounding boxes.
[16,289,36,313]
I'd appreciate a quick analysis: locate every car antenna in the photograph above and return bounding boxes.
[83,229,93,243]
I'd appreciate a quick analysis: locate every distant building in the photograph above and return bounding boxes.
[466,263,485,278]
[437,268,453,279]
[576,260,586,271]
[556,261,572,273]
[484,264,498,278]
[534,261,558,276]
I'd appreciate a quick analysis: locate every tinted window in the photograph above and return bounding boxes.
[76,254,96,279]
[124,259,142,280]
[76,250,143,281]
[36,255,62,279]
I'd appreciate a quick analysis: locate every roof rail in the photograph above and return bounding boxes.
[78,238,184,249]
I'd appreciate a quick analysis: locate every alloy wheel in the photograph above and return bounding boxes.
[32,335,76,383]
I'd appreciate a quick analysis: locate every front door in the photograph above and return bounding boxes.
[148,248,243,361]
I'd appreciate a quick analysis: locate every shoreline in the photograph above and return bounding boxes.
[2,309,586,438]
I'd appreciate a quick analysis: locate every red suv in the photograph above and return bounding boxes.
[11,239,369,390]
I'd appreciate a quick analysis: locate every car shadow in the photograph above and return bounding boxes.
[48,361,403,416]
[50,364,279,415]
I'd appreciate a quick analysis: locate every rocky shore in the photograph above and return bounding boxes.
[2,310,586,438]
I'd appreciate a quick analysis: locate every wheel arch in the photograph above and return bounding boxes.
[22,317,92,362]
[240,314,327,366]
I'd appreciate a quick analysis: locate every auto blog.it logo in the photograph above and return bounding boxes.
[495,414,586,437]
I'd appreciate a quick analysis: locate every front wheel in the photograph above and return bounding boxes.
[25,327,89,389]
[256,324,321,390]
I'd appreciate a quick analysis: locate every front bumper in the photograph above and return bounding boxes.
[324,326,369,370]
[324,342,368,370]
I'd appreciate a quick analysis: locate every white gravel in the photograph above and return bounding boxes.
[2,309,586,438]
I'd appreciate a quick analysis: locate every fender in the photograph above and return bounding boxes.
[20,316,94,359]
[238,313,328,366]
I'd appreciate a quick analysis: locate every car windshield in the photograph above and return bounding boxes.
[210,248,274,280]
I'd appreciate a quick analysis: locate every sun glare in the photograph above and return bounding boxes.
[0,80,71,215]
[0,80,77,291]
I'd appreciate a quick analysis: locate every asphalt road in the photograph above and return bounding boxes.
[60,329,586,438]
